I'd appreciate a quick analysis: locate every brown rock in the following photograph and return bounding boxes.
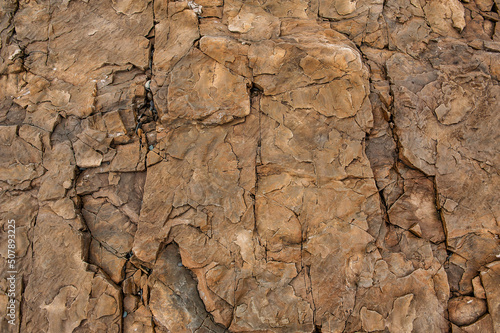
[38,143,75,201]
[461,314,495,333]
[360,307,385,331]
[158,48,250,125]
[15,0,152,118]
[386,39,500,294]
[109,141,146,172]
[2,0,500,331]
[123,305,154,333]
[386,294,416,332]
[82,198,136,256]
[153,8,199,75]
[103,111,127,140]
[227,4,280,41]
[248,31,367,95]
[322,0,387,48]
[49,197,76,220]
[89,239,127,284]
[0,124,43,190]
[448,296,488,326]
[482,261,500,332]
[199,36,252,78]
[472,276,486,299]
[74,139,103,168]
[22,209,122,332]
[149,244,225,332]
[387,170,445,243]
[423,0,466,36]
[409,223,423,238]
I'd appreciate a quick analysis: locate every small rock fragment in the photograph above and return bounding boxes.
[472,276,486,299]
[448,296,487,326]
[360,307,385,332]
[409,223,423,238]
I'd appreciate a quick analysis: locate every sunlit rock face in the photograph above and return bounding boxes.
[1,0,499,332]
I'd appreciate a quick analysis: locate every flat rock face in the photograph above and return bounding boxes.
[0,0,499,332]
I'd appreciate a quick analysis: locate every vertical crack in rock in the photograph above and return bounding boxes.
[250,83,262,250]
[432,175,449,248]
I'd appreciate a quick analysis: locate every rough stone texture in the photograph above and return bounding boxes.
[482,261,500,332]
[1,0,499,332]
[448,296,488,326]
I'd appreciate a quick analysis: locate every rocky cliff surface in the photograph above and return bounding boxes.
[0,0,499,332]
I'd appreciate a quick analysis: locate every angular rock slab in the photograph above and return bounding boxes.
[482,261,500,332]
[156,48,251,125]
[386,41,500,293]
[21,209,122,333]
[137,29,384,331]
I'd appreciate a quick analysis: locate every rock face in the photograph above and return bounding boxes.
[448,296,488,326]
[0,0,499,332]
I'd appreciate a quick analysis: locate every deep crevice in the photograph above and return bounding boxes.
[312,324,322,333]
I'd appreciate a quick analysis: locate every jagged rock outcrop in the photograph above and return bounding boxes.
[0,0,499,332]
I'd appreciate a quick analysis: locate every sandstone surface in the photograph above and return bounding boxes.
[0,0,499,332]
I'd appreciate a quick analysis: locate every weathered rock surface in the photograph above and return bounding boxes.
[1,0,499,332]
[448,296,488,326]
